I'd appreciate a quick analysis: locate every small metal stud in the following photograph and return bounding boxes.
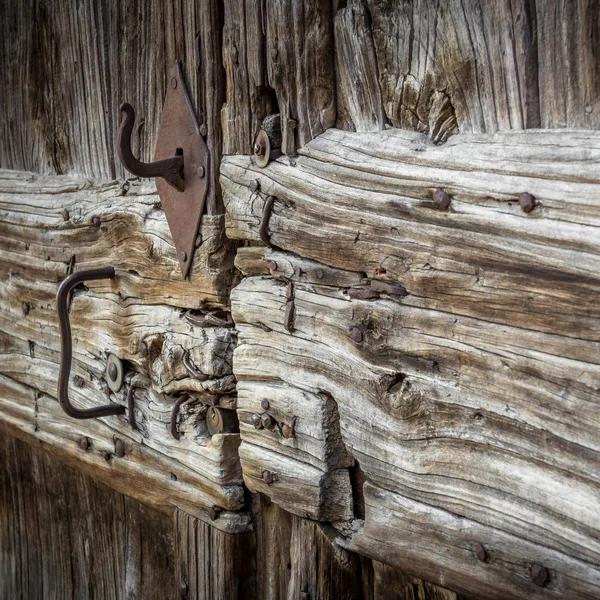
[208,505,221,521]
[62,208,70,222]
[519,192,536,213]
[261,399,270,410]
[350,326,363,343]
[92,216,101,227]
[171,77,178,89]
[261,414,276,430]
[432,188,451,211]
[251,413,264,429]
[473,542,487,563]
[108,362,118,381]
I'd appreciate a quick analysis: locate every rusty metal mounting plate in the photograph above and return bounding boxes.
[155,62,209,278]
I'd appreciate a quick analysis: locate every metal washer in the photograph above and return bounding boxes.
[105,354,124,393]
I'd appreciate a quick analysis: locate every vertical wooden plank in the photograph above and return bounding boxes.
[175,508,256,600]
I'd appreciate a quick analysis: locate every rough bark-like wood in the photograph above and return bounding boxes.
[230,271,600,599]
[222,128,600,339]
[0,431,176,600]
[175,509,256,599]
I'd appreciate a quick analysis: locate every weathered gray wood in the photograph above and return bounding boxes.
[175,509,256,599]
[230,271,600,599]
[222,128,600,340]
[0,430,177,600]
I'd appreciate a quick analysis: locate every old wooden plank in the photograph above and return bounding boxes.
[175,509,256,599]
[222,128,600,340]
[0,430,177,599]
[230,273,600,599]
[0,171,235,308]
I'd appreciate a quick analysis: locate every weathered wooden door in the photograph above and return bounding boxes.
[1,1,599,599]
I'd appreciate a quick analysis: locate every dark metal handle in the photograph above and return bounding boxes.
[57,268,126,420]
[117,103,185,191]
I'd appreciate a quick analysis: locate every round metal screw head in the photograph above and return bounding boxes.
[350,326,363,343]
[114,438,126,458]
[108,362,118,382]
[261,399,270,410]
[180,251,187,263]
[531,563,549,587]
[254,141,266,157]
[519,192,536,213]
[171,77,178,89]
[196,165,205,178]
[281,423,295,439]
[268,261,278,271]
[261,414,276,430]
[473,542,487,563]
[79,436,90,451]
[92,216,101,227]
[433,188,451,211]
[22,302,30,316]
[262,470,274,485]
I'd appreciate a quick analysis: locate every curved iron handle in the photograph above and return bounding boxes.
[117,103,185,192]
[57,267,126,420]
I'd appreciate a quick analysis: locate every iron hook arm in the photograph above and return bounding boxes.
[117,103,185,191]
[57,268,126,420]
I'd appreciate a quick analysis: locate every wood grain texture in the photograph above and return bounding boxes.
[230,271,600,599]
[175,509,256,600]
[0,0,227,212]
[222,128,600,340]
[0,430,176,600]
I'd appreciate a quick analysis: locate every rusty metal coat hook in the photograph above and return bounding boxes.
[57,268,126,420]
[118,103,185,191]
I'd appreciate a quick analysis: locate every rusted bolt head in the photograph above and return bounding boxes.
[262,470,274,485]
[62,208,70,222]
[261,399,270,410]
[196,165,205,178]
[254,141,266,157]
[432,188,451,211]
[199,123,208,137]
[531,563,550,587]
[287,119,297,130]
[261,414,276,430]
[350,326,363,344]
[208,505,221,521]
[139,341,149,357]
[114,438,126,458]
[251,413,264,429]
[79,436,90,451]
[92,216,101,227]
[519,192,536,213]
[171,77,178,89]
[316,269,324,279]
[108,362,118,382]
[300,592,310,600]
[22,302,30,316]
[250,179,260,192]
[473,542,487,563]
[180,251,187,263]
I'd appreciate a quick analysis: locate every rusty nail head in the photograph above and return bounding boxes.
[433,188,451,211]
[261,413,276,430]
[316,269,324,279]
[262,470,274,484]
[22,302,30,316]
[281,423,295,439]
[531,563,549,587]
[108,362,118,382]
[196,165,205,178]
[115,438,126,458]
[199,123,208,137]
[519,192,536,213]
[350,326,363,343]
[251,179,260,192]
[92,216,101,227]
[287,119,297,130]
[180,251,187,262]
[261,399,270,410]
[473,542,487,563]
[171,77,178,89]
[79,436,90,451]
[139,341,149,357]
[208,505,220,521]
[62,208,70,222]
[254,141,266,157]
[251,413,264,429]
